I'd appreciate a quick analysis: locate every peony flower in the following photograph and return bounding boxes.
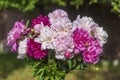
[6,21,25,52]
[27,39,48,59]
[73,28,91,54]
[48,9,68,19]
[48,9,72,32]
[82,52,100,64]
[32,15,50,34]
[53,33,74,52]
[72,15,108,47]
[33,23,47,34]
[50,18,72,32]
[72,15,98,34]
[52,33,74,59]
[17,38,27,59]
[34,26,56,50]
[32,15,50,27]
[82,39,103,64]
[73,28,103,64]
[13,21,25,32]
[94,27,108,46]
[11,43,18,52]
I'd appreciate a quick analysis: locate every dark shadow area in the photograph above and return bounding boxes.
[0,52,29,79]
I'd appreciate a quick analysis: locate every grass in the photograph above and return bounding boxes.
[0,52,34,80]
[0,52,120,80]
[5,67,36,80]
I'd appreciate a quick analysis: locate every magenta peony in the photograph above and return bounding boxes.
[27,39,48,59]
[82,40,103,64]
[73,28,103,64]
[32,15,50,27]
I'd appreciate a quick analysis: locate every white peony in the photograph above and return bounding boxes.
[17,38,27,59]
[72,15,98,33]
[34,26,56,50]
[94,27,108,46]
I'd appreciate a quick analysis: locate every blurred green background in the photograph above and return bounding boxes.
[0,0,120,80]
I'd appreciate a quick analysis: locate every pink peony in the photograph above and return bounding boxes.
[82,51,100,64]
[53,34,74,52]
[53,33,74,59]
[48,9,68,19]
[82,40,103,64]
[48,9,72,32]
[73,28,103,64]
[27,39,48,59]
[6,21,25,52]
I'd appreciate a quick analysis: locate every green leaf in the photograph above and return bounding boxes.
[75,65,81,70]
[55,76,60,80]
[80,64,87,70]
[58,1,66,7]
[38,70,44,80]
[35,69,45,76]
[67,59,72,70]
[50,76,54,80]
[72,59,77,68]
[89,0,98,4]
[76,55,82,62]
[28,33,33,38]
[32,62,40,69]
[57,71,65,76]
[25,20,30,28]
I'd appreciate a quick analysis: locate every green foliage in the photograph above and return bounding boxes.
[0,0,39,12]
[89,0,98,4]
[0,0,120,16]
[111,0,120,16]
[70,0,84,9]
[28,50,87,80]
[50,0,67,7]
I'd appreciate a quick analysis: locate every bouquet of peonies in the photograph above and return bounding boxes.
[6,9,108,80]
